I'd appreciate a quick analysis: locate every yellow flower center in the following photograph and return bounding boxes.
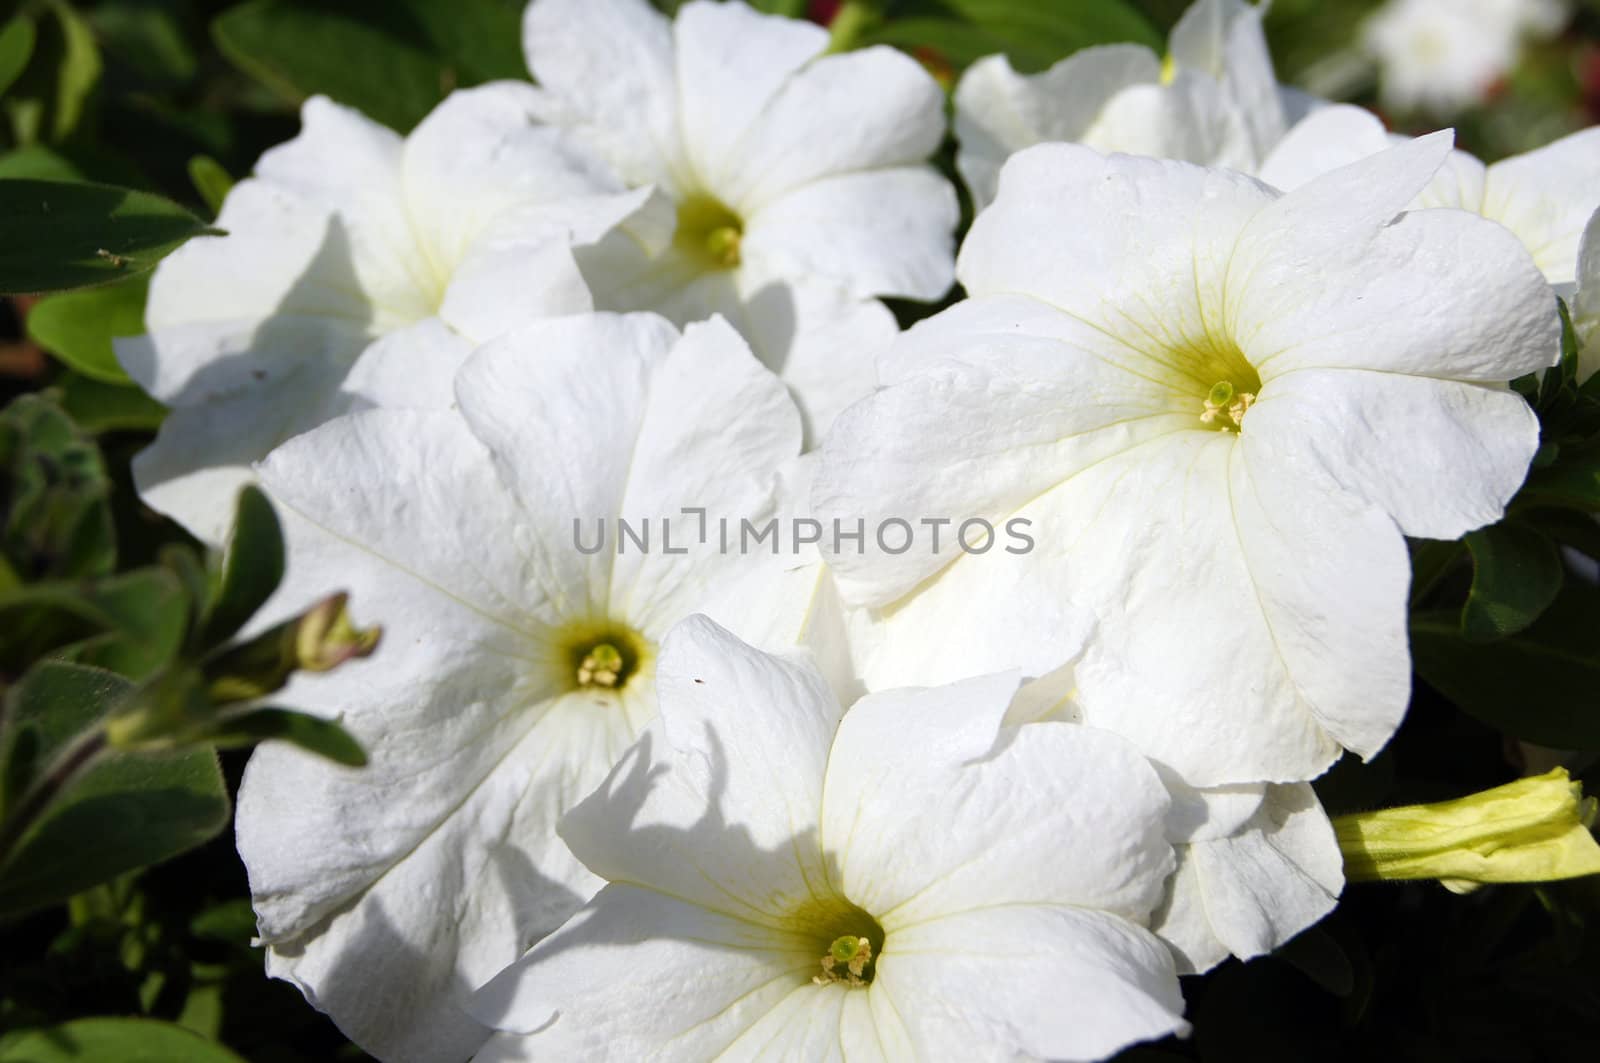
[784,896,884,990]
[555,621,652,694]
[1199,379,1257,432]
[675,193,744,270]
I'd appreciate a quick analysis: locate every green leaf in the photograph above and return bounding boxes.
[0,393,115,582]
[203,706,367,766]
[213,0,525,132]
[0,1018,247,1062]
[0,663,228,918]
[0,179,219,294]
[4,1,103,146]
[1460,521,1564,640]
[0,143,83,181]
[186,155,233,218]
[26,274,147,384]
[0,18,36,99]
[867,0,1159,72]
[0,582,119,676]
[1412,588,1600,750]
[91,0,201,89]
[52,372,168,434]
[64,568,192,681]
[200,486,285,648]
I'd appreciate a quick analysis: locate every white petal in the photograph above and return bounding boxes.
[557,616,843,919]
[338,319,475,411]
[1235,150,1560,383]
[453,312,681,619]
[1256,104,1392,192]
[1153,783,1343,974]
[400,81,622,276]
[469,884,811,1061]
[254,96,433,322]
[1414,148,1487,213]
[119,181,370,404]
[1169,0,1285,166]
[881,905,1187,1061]
[953,48,1159,212]
[742,166,957,301]
[1246,368,1541,541]
[825,692,1174,923]
[957,143,1276,326]
[714,46,947,213]
[815,293,1191,606]
[672,0,827,196]
[741,284,898,446]
[131,357,351,544]
[1479,126,1600,284]
[1574,207,1600,380]
[521,0,685,190]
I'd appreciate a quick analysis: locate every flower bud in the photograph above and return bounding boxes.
[1334,768,1600,893]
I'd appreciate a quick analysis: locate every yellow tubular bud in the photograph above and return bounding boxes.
[1334,768,1600,893]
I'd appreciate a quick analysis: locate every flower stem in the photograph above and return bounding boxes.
[827,1,875,53]
[0,730,108,873]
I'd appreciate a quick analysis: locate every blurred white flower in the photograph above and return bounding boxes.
[814,135,1557,789]
[1364,0,1570,115]
[954,0,1313,211]
[117,85,641,543]
[521,0,949,434]
[1573,208,1600,380]
[235,314,821,1063]
[469,617,1187,1062]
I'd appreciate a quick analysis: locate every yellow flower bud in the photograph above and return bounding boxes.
[1334,768,1600,893]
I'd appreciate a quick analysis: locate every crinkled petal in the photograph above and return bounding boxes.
[881,905,1187,1061]
[1233,135,1559,384]
[1256,103,1392,192]
[825,690,1174,923]
[1153,783,1343,974]
[339,319,475,412]
[1246,367,1540,541]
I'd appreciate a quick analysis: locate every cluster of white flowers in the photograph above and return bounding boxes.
[115,0,1594,1060]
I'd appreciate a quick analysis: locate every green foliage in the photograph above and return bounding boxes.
[0,180,218,294]
[865,0,1160,73]
[26,275,146,384]
[1460,521,1564,640]
[213,0,526,133]
[0,663,229,920]
[0,393,115,586]
[0,1017,248,1062]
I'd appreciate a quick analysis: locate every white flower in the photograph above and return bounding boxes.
[1360,0,1564,115]
[234,313,821,1063]
[816,575,1344,976]
[814,136,1557,789]
[954,0,1312,211]
[1260,107,1600,291]
[117,85,643,543]
[521,0,951,430]
[468,616,1187,1062]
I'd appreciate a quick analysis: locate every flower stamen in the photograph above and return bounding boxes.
[814,935,873,987]
[577,643,625,688]
[1200,380,1255,432]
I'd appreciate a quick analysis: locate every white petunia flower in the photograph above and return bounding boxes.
[1362,0,1568,115]
[521,0,951,429]
[235,313,821,1063]
[117,85,645,544]
[813,574,1345,977]
[814,136,1558,789]
[468,616,1188,1062]
[1260,107,1600,291]
[954,0,1312,212]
